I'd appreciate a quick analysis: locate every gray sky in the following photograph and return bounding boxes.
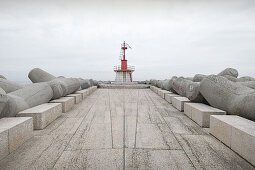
[0,0,255,83]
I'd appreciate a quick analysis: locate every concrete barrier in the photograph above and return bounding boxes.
[172,97,190,111]
[150,86,157,93]
[165,93,180,104]
[184,103,226,127]
[0,117,33,160]
[150,86,159,94]
[50,97,75,113]
[157,88,162,95]
[75,89,89,99]
[210,115,255,166]
[67,93,82,104]
[158,90,173,99]
[88,86,97,95]
[150,85,154,91]
[17,103,62,130]
[155,87,159,93]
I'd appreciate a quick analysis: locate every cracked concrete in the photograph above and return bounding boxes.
[0,89,254,170]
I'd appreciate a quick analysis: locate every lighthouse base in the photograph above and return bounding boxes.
[115,71,133,83]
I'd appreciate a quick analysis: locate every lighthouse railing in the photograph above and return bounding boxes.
[114,65,135,71]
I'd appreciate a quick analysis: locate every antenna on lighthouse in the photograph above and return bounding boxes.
[114,41,135,83]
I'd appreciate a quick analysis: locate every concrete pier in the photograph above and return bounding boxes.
[0,89,254,169]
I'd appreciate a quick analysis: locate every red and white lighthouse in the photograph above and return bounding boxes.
[114,41,135,83]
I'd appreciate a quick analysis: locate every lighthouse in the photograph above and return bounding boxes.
[114,41,135,83]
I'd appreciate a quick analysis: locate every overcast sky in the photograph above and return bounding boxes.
[0,0,255,83]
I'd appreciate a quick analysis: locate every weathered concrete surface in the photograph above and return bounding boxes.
[28,68,81,99]
[78,78,91,89]
[17,103,62,130]
[88,86,97,94]
[0,89,253,169]
[210,115,255,166]
[193,68,239,82]
[99,84,149,89]
[218,68,238,78]
[184,103,226,127]
[172,96,190,111]
[200,75,255,121]
[75,89,89,99]
[67,93,82,104]
[0,117,33,160]
[171,77,206,103]
[165,93,180,104]
[0,128,8,160]
[158,89,172,99]
[0,75,6,79]
[50,97,75,113]
[0,83,53,118]
[0,78,23,93]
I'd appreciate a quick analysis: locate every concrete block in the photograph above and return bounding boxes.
[0,128,8,160]
[152,86,156,93]
[210,115,235,147]
[157,88,162,95]
[158,90,173,99]
[0,117,33,155]
[184,103,226,128]
[87,86,97,95]
[153,87,160,94]
[165,93,180,104]
[75,89,89,99]
[150,85,154,91]
[67,93,82,104]
[210,115,255,166]
[50,97,75,113]
[184,103,193,118]
[231,119,255,167]
[172,97,190,112]
[92,86,97,92]
[17,103,62,130]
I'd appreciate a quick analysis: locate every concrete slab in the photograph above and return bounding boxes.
[125,149,195,170]
[210,115,255,166]
[0,117,33,157]
[165,93,180,104]
[150,86,156,93]
[52,149,123,170]
[88,86,97,95]
[17,103,62,130]
[150,85,154,91]
[157,88,162,95]
[50,97,75,113]
[150,86,155,92]
[176,134,255,170]
[184,103,226,128]
[0,129,8,160]
[136,123,181,149]
[155,87,161,94]
[92,86,97,92]
[164,116,207,135]
[0,89,253,169]
[172,97,190,111]
[67,93,82,104]
[75,89,89,99]
[158,89,173,99]
[151,86,160,94]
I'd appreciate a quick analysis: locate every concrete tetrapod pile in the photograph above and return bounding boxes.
[0,68,98,160]
[146,67,255,167]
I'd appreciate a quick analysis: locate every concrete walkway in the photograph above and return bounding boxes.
[0,89,254,170]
